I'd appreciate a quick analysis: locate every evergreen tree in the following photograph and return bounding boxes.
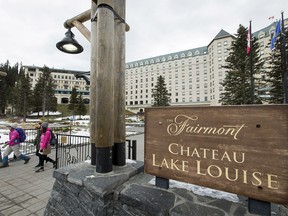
[68,87,78,117]
[0,61,19,114]
[13,66,33,121]
[265,29,288,103]
[33,80,44,114]
[220,24,264,105]
[32,66,57,116]
[152,75,171,107]
[76,94,87,117]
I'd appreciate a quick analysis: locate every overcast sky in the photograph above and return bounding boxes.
[0,0,287,71]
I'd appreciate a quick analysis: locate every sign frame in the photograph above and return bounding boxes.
[144,105,288,204]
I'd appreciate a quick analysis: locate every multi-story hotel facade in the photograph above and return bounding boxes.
[24,20,287,114]
[24,66,91,105]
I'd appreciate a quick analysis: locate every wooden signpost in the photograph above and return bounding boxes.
[145,105,288,205]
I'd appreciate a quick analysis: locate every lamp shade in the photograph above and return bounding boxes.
[56,29,83,54]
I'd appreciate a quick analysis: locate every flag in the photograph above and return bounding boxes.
[270,20,281,50]
[247,23,251,54]
[269,16,274,20]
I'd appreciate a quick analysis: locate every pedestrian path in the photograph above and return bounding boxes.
[0,154,55,216]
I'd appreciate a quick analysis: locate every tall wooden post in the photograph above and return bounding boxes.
[113,0,126,166]
[90,2,98,166]
[92,0,115,173]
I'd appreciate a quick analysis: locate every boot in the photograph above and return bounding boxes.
[35,167,44,172]
[19,154,30,164]
[0,156,9,168]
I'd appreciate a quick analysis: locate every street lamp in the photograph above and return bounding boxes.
[56,28,84,54]
[57,1,128,173]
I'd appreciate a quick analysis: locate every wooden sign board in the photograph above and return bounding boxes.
[144,105,288,204]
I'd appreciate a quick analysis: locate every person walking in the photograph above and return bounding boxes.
[35,122,56,172]
[0,123,30,168]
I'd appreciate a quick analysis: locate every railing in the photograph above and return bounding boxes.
[126,139,137,160]
[54,133,137,169]
[55,133,91,169]
[1,129,138,169]
[12,129,38,155]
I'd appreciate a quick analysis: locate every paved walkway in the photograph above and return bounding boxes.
[0,154,55,216]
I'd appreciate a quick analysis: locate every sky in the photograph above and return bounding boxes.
[0,0,287,72]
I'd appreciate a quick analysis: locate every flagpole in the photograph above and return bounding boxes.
[281,11,288,104]
[249,20,254,104]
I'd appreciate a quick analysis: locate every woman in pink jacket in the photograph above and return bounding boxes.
[0,123,30,168]
[35,122,55,172]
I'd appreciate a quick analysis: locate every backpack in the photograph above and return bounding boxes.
[50,130,58,146]
[15,128,26,143]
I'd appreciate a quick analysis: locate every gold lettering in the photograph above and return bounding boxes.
[168,143,179,155]
[243,170,248,184]
[152,154,160,167]
[200,148,210,158]
[182,161,189,172]
[267,174,278,189]
[225,167,239,181]
[166,114,247,140]
[233,152,245,163]
[180,146,190,156]
[212,149,219,160]
[160,158,169,168]
[233,124,247,140]
[252,172,262,186]
[221,151,231,162]
[191,148,200,158]
[196,160,206,176]
[207,165,222,178]
[171,159,181,171]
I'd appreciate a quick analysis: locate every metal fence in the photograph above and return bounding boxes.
[18,129,37,155]
[55,133,91,168]
[54,134,137,169]
[1,129,137,169]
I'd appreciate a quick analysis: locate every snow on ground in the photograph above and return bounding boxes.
[149,178,239,203]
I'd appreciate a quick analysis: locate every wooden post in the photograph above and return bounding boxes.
[113,0,126,166]
[90,2,98,166]
[94,0,114,173]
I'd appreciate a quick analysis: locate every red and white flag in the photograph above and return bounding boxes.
[247,23,251,54]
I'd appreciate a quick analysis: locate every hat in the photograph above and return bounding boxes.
[41,122,49,128]
[7,123,17,129]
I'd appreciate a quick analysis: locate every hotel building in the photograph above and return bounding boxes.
[24,20,287,113]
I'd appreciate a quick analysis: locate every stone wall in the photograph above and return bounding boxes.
[44,161,288,216]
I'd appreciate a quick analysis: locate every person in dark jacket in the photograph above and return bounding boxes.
[35,122,56,172]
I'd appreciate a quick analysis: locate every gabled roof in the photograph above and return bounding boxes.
[214,29,232,40]
[208,29,235,47]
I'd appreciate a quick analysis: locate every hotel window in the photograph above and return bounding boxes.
[223,41,228,46]
[217,42,221,47]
